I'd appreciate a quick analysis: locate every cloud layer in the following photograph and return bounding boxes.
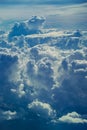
[58,112,87,124]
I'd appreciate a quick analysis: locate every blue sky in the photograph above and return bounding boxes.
[0,0,87,5]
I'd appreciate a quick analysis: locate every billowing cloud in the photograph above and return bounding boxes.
[0,3,87,31]
[8,16,45,41]
[58,112,87,124]
[28,100,56,117]
[0,110,17,121]
[2,110,17,120]
[0,16,87,130]
[28,16,45,30]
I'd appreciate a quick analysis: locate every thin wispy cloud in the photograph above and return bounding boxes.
[0,3,87,30]
[0,0,87,5]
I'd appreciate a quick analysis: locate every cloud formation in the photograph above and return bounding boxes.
[58,112,87,124]
[2,110,17,120]
[28,100,56,117]
[0,16,87,130]
[0,0,87,5]
[8,16,45,41]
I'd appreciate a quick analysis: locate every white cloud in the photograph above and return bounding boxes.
[0,53,18,83]
[2,110,17,120]
[28,100,56,117]
[58,112,87,124]
[0,16,87,127]
[28,16,45,30]
[8,16,45,40]
[0,3,87,31]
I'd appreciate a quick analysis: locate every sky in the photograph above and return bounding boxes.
[0,0,87,5]
[0,3,87,31]
[0,14,87,129]
[0,0,87,130]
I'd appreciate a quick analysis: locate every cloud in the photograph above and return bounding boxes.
[73,30,82,37]
[0,53,18,83]
[0,15,87,130]
[11,83,26,98]
[28,16,45,30]
[0,110,17,120]
[26,45,58,92]
[58,112,87,124]
[28,100,56,117]
[0,0,87,5]
[8,16,45,40]
[0,3,87,31]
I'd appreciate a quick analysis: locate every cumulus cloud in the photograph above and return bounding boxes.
[8,16,45,41]
[8,21,29,40]
[58,112,87,124]
[73,30,82,37]
[11,83,26,98]
[3,110,17,120]
[0,53,18,83]
[28,100,56,118]
[0,16,87,130]
[28,16,45,30]
[26,45,58,94]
